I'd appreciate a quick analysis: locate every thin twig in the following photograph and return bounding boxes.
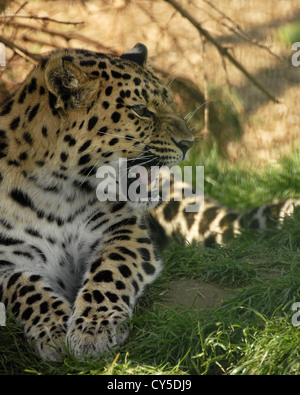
[22,34,61,49]
[4,21,115,54]
[219,52,244,114]
[220,54,231,94]
[200,36,209,137]
[164,0,280,103]
[0,15,84,25]
[202,0,281,61]
[0,34,40,64]
[0,0,28,31]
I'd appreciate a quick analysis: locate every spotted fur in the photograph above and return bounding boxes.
[149,172,300,248]
[0,43,193,360]
[1,42,297,362]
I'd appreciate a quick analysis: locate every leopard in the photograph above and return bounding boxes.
[0,43,194,361]
[1,41,298,363]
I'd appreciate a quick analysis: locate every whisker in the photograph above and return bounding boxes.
[184,99,222,124]
[184,102,206,124]
[166,72,177,88]
[78,149,153,186]
[126,153,153,162]
[78,158,102,187]
[78,137,161,187]
[119,156,156,177]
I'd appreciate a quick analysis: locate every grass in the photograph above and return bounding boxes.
[184,145,300,209]
[1,148,300,375]
[276,22,300,46]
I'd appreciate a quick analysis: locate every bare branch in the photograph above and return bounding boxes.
[202,0,282,61]
[200,36,209,138]
[0,15,84,25]
[4,21,116,54]
[164,0,280,103]
[0,1,28,30]
[0,34,40,64]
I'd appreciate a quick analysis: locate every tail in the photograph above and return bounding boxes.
[149,172,300,249]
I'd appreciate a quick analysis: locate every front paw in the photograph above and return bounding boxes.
[26,321,68,362]
[66,312,130,359]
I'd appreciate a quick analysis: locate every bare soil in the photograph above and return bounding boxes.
[164,279,231,310]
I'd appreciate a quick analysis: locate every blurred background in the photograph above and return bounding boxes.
[1,0,300,165]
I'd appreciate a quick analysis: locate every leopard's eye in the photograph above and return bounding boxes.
[131,104,153,119]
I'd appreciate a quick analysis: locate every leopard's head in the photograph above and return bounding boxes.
[31,43,193,205]
[44,43,193,171]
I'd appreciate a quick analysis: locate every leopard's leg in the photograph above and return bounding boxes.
[0,268,71,361]
[67,217,161,358]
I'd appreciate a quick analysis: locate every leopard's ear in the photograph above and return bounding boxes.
[44,58,98,110]
[121,43,148,67]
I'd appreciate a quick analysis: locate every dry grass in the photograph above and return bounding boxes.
[1,0,300,164]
